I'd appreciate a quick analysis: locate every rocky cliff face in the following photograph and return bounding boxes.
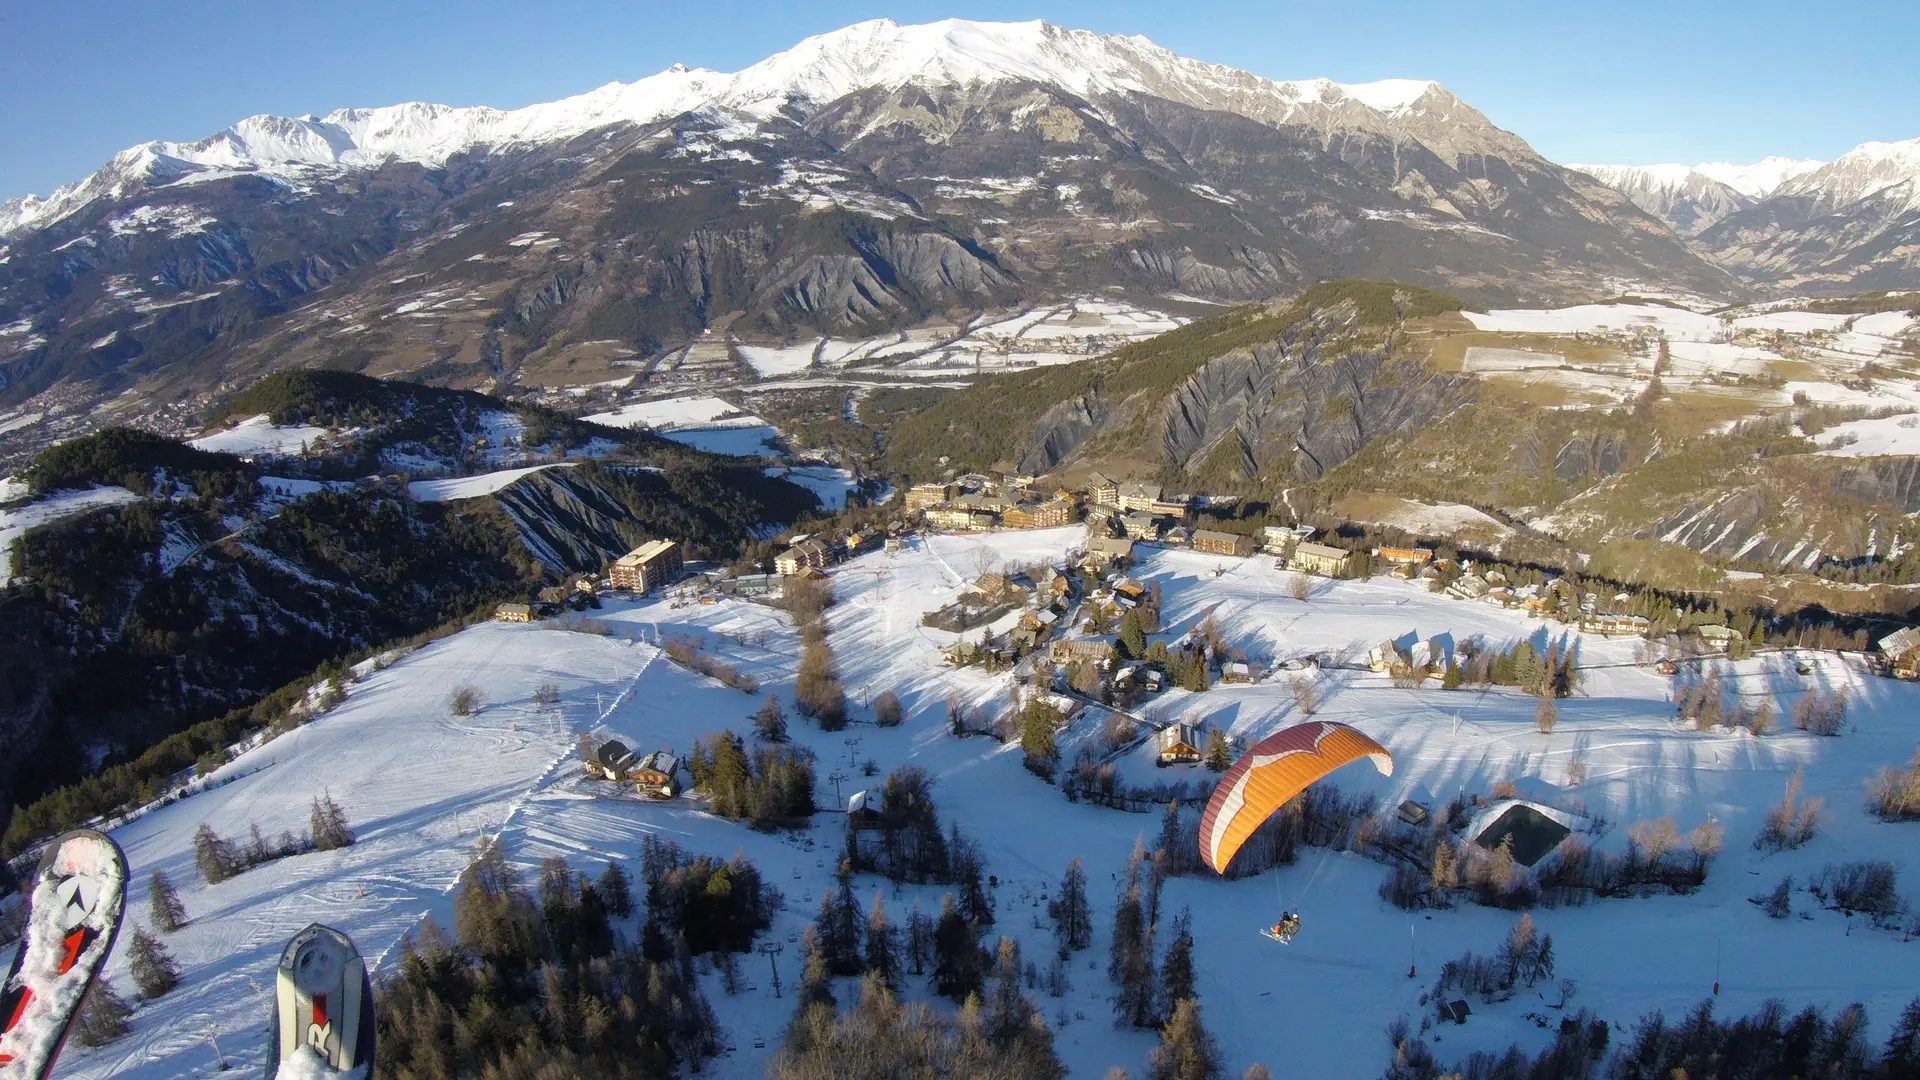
[1154,336,1471,482]
[490,467,652,572]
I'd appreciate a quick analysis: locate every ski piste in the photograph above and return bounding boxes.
[265,924,375,1080]
[0,829,128,1080]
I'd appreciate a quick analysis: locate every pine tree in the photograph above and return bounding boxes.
[951,827,993,927]
[128,925,182,1000]
[1148,999,1225,1080]
[1022,700,1061,777]
[73,979,133,1047]
[791,926,837,1014]
[906,902,935,976]
[1500,913,1538,988]
[865,891,900,992]
[1049,858,1093,952]
[932,894,983,1002]
[311,791,354,851]
[1109,881,1155,1028]
[1118,610,1148,660]
[1203,728,1230,772]
[597,859,634,919]
[1155,801,1190,876]
[1430,840,1459,894]
[1884,997,1920,1079]
[193,823,238,884]
[755,696,789,742]
[816,861,866,977]
[1158,909,1196,1022]
[148,869,187,932]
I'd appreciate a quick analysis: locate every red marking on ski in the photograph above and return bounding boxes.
[1,988,33,1061]
[58,928,89,974]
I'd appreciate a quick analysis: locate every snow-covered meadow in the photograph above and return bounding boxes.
[40,530,1920,1080]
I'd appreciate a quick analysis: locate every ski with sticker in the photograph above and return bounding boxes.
[0,829,128,1080]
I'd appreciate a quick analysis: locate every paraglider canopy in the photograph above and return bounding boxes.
[1197,721,1393,874]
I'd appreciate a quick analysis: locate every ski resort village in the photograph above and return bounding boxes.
[7,12,1920,1080]
[5,414,1920,1079]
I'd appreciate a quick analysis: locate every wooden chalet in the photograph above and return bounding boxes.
[494,602,534,623]
[1878,627,1920,679]
[586,739,638,781]
[846,789,885,829]
[1050,639,1115,666]
[1156,722,1203,766]
[631,750,681,799]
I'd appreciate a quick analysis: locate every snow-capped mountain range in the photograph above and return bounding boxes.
[1574,140,1920,233]
[0,16,1911,464]
[1,18,1480,238]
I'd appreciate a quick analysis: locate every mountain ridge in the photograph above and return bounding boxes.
[0,18,1509,239]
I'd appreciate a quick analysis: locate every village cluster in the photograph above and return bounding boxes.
[493,466,1920,795]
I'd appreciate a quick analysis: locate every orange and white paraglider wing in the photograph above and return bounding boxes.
[1196,722,1393,874]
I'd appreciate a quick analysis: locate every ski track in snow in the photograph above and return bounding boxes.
[53,531,1920,1080]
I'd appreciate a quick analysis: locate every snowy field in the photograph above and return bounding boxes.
[406,462,576,501]
[46,531,1920,1080]
[188,415,333,457]
[694,298,1187,385]
[1817,412,1920,456]
[662,425,782,456]
[582,395,762,431]
[767,463,860,509]
[0,485,141,586]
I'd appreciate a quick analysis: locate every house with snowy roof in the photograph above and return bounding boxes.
[1879,627,1920,679]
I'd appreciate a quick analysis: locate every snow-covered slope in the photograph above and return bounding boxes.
[1572,157,1825,206]
[1579,141,1920,228]
[1570,163,1756,235]
[1773,137,1920,213]
[2,18,1490,237]
[51,531,1920,1080]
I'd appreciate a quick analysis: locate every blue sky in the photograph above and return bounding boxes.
[5,0,1915,199]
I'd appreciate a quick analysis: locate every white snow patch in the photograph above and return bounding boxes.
[407,462,577,501]
[1815,413,1920,457]
[582,396,755,430]
[189,414,333,457]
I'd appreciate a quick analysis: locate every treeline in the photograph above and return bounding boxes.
[18,426,250,497]
[687,731,816,828]
[375,837,724,1080]
[1387,994,1920,1080]
[192,792,354,884]
[785,576,849,728]
[636,835,776,957]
